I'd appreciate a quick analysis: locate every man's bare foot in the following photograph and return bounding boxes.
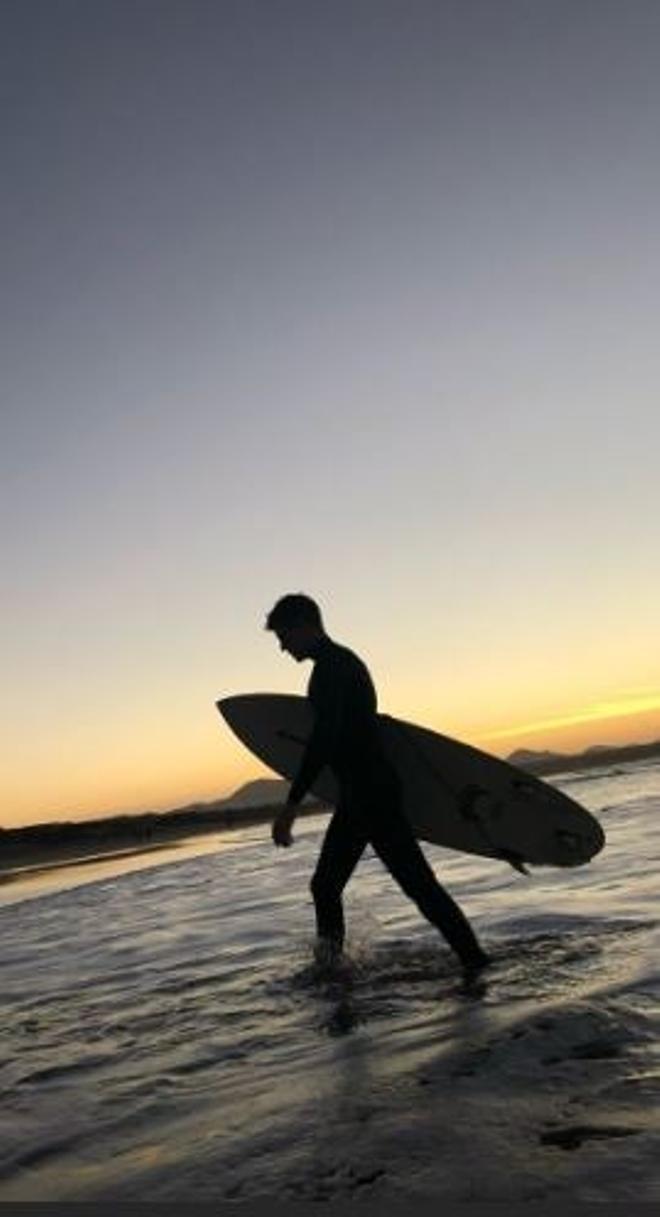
[461,950,491,978]
[459,950,492,995]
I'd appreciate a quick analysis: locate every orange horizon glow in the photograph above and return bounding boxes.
[4,696,659,831]
[476,692,660,750]
[4,6,660,838]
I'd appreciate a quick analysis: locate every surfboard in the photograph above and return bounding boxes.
[217,694,605,869]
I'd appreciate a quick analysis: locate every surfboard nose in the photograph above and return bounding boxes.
[216,695,237,722]
[216,694,258,729]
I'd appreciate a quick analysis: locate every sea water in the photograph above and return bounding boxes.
[0,760,658,1202]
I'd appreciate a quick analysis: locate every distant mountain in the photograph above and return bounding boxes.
[1,778,324,861]
[507,739,660,775]
[507,749,560,767]
[217,778,290,809]
[204,777,322,811]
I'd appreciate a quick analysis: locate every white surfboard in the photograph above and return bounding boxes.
[217,694,605,869]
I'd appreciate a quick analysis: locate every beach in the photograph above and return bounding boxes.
[0,760,658,1203]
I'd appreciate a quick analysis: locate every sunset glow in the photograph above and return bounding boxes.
[479,694,660,753]
[3,3,659,827]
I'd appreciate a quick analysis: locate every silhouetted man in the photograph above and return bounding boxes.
[266,593,490,977]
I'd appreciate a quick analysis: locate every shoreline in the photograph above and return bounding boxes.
[513,739,660,776]
[0,802,326,878]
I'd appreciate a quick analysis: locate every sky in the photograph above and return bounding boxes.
[2,0,660,828]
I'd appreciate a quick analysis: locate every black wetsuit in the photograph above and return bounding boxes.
[287,636,486,966]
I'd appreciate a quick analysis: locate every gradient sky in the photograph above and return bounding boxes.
[3,0,660,827]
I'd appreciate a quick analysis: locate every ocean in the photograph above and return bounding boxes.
[1,759,658,1203]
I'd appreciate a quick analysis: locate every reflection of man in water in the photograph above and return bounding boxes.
[267,593,490,977]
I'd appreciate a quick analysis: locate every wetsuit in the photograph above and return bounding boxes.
[287,636,486,966]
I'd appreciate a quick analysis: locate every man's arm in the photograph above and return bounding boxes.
[272,663,346,847]
[271,718,334,848]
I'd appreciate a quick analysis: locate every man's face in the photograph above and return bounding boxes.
[275,623,313,661]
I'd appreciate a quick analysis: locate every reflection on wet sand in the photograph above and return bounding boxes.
[0,840,184,884]
[0,827,266,906]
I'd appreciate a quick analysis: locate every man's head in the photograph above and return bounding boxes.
[265,593,325,661]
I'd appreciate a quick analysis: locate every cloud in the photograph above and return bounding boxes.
[481,693,660,742]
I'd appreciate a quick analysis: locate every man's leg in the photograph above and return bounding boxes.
[310,806,368,952]
[367,794,489,969]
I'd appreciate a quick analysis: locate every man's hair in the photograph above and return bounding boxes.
[265,593,323,632]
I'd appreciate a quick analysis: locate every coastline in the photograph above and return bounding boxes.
[3,735,658,875]
[513,739,660,776]
[0,802,326,877]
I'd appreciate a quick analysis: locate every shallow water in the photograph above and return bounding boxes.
[0,761,658,1202]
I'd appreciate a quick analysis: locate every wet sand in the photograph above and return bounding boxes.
[0,767,658,1202]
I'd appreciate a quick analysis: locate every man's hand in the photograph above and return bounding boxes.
[272,805,297,848]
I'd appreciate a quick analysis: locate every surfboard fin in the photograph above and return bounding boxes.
[499,850,530,875]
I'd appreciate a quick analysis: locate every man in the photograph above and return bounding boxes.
[266,593,490,978]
